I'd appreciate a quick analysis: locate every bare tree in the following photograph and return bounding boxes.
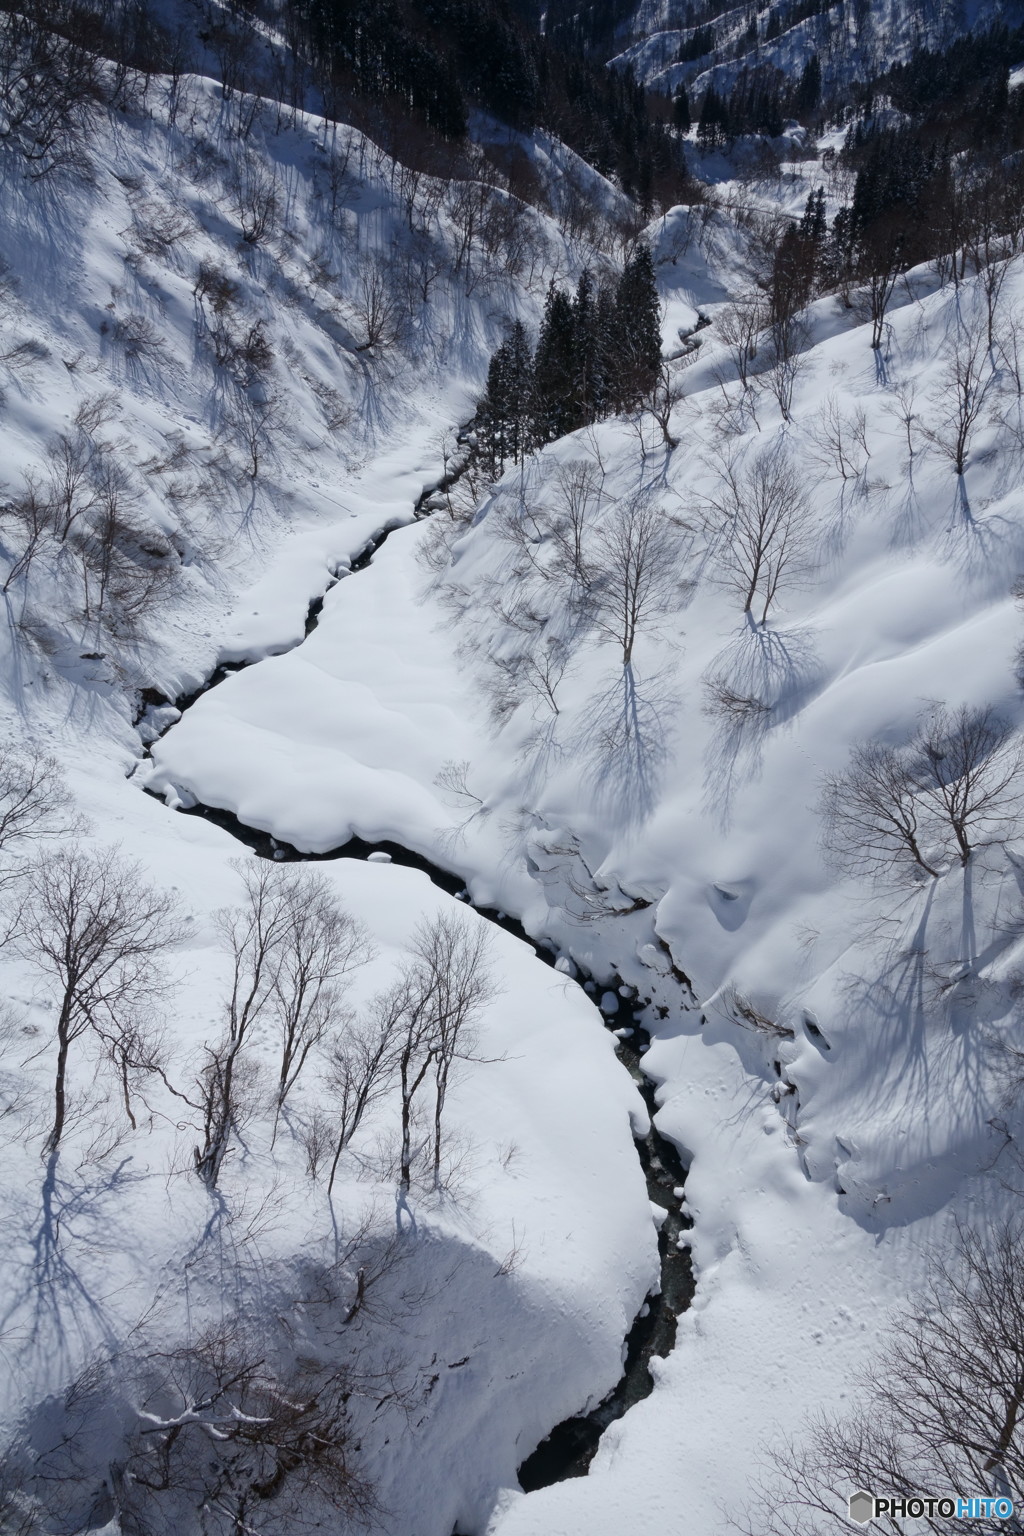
[713,294,764,391]
[913,704,1022,866]
[269,869,372,1134]
[763,319,809,422]
[0,9,102,180]
[648,359,686,449]
[413,912,496,1186]
[923,323,992,476]
[323,991,404,1196]
[739,1222,1024,1535]
[17,846,182,1157]
[852,226,906,350]
[821,740,942,882]
[589,494,687,667]
[352,253,406,353]
[807,393,871,483]
[821,707,1022,882]
[194,864,293,1188]
[227,387,288,482]
[0,748,71,895]
[704,443,813,625]
[549,459,602,591]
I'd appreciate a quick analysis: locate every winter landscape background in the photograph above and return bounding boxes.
[2,0,1024,1532]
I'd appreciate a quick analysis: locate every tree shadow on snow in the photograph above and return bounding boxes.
[569,664,677,832]
[701,622,823,829]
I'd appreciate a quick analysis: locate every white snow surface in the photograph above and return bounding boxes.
[5,34,1024,1536]
[148,195,1024,1529]
[0,59,660,1536]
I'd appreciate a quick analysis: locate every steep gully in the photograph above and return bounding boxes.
[132,454,696,1494]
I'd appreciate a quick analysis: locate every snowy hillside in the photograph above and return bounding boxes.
[6,3,1024,1535]
[611,0,1024,99]
[148,186,1024,1528]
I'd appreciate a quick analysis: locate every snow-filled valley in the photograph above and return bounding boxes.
[5,3,1024,1533]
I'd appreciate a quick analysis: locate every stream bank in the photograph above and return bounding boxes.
[133,450,695,1495]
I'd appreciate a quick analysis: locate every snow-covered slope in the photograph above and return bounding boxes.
[613,0,1024,99]
[148,187,1024,1528]
[0,51,668,1536]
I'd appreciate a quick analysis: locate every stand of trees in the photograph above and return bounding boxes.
[287,0,693,207]
[476,246,662,475]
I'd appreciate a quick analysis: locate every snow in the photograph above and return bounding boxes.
[146,217,1024,1529]
[0,52,660,1536]
[4,15,1024,1536]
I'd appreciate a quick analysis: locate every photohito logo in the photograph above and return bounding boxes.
[848,1491,1017,1523]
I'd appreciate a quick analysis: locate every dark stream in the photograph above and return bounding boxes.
[134,459,695,1495]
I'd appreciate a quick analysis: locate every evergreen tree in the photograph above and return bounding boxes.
[613,244,662,409]
[794,53,821,118]
[533,283,578,443]
[477,321,535,476]
[696,84,724,150]
[673,82,691,132]
[593,282,620,418]
[570,269,600,429]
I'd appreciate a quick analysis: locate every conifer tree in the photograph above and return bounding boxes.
[613,245,662,409]
[794,53,822,118]
[533,283,577,443]
[673,82,692,132]
[570,269,599,430]
[477,321,534,476]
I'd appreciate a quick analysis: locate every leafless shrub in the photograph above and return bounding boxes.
[193,259,239,316]
[111,311,166,363]
[70,456,178,632]
[17,845,183,1157]
[73,391,119,437]
[738,1222,1024,1535]
[724,986,795,1039]
[126,1326,380,1532]
[0,336,50,374]
[233,157,279,246]
[126,199,192,259]
[702,674,772,722]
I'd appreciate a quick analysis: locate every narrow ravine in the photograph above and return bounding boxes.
[133,451,695,1495]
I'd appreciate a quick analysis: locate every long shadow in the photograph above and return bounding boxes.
[569,664,676,832]
[0,1150,143,1382]
[702,621,822,826]
[837,880,997,1225]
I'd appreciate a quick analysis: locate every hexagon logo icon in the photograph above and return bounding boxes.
[848,1491,874,1524]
